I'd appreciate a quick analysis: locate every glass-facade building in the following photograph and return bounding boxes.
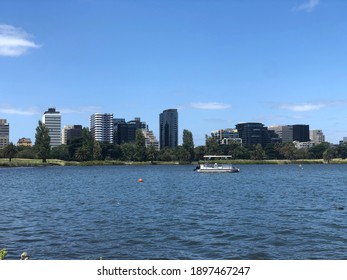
[159,109,178,149]
[236,122,278,147]
[293,124,310,142]
[62,125,83,145]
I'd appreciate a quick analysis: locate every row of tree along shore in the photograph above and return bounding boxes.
[1,122,347,166]
[2,158,347,168]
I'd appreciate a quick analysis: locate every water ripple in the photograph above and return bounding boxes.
[1,165,347,259]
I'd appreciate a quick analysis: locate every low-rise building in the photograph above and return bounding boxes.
[211,128,242,145]
[17,137,33,147]
[293,140,314,149]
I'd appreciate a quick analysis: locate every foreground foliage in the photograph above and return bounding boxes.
[0,249,7,260]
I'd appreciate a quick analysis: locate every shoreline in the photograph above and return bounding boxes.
[1,158,347,168]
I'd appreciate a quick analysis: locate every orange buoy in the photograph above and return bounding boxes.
[138,178,143,183]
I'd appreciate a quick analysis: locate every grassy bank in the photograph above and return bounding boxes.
[2,158,347,167]
[0,158,79,167]
[0,158,178,167]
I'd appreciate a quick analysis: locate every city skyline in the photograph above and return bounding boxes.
[1,0,347,146]
[0,109,335,148]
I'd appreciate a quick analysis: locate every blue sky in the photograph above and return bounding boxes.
[1,0,347,146]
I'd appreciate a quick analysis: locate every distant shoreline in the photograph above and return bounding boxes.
[1,158,347,168]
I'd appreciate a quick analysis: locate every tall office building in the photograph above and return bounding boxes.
[0,119,9,149]
[113,118,139,144]
[293,124,310,142]
[159,109,178,149]
[236,122,276,147]
[62,125,83,145]
[90,113,113,143]
[42,108,62,148]
[113,118,128,144]
[310,130,325,144]
[113,117,159,149]
[269,125,293,143]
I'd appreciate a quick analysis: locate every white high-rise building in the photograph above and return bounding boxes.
[310,130,325,144]
[42,108,61,148]
[90,113,114,143]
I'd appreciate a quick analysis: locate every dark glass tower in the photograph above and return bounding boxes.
[236,122,273,147]
[293,124,310,142]
[159,109,178,149]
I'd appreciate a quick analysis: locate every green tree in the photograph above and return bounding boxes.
[93,141,102,160]
[194,145,206,161]
[16,146,36,159]
[75,146,90,161]
[205,135,220,155]
[231,145,250,159]
[81,128,94,161]
[3,142,17,161]
[50,145,70,161]
[68,138,83,159]
[158,147,176,161]
[99,142,117,160]
[72,128,94,161]
[121,143,136,161]
[251,144,266,160]
[182,129,195,162]
[147,145,158,162]
[337,144,347,159]
[135,130,147,161]
[264,143,280,159]
[308,142,330,159]
[323,148,336,163]
[176,146,191,162]
[279,143,297,160]
[35,121,51,162]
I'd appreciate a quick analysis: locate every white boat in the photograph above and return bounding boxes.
[194,155,240,173]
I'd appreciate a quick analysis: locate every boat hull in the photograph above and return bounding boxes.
[196,168,239,173]
[195,164,240,173]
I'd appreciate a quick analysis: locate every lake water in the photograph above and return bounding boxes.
[1,164,347,260]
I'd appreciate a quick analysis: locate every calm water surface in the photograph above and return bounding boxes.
[1,164,347,260]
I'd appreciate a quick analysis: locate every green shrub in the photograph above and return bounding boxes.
[0,248,7,260]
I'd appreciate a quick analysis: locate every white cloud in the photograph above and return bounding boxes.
[191,102,231,110]
[0,106,39,115]
[60,106,102,114]
[294,0,320,13]
[279,103,326,112]
[0,24,40,56]
[0,105,102,116]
